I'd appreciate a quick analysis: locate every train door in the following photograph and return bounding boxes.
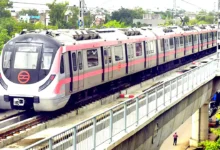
[77,51,84,90]
[103,46,113,81]
[127,43,135,74]
[72,50,84,91]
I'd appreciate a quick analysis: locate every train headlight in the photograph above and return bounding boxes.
[0,74,8,90]
[39,75,56,92]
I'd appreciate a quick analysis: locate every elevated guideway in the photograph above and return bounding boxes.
[18,54,220,150]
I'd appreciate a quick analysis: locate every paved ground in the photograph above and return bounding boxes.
[160,107,220,150]
[160,116,193,150]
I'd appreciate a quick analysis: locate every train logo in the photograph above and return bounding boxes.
[18,71,30,84]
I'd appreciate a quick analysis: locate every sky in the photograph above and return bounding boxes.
[11,0,217,12]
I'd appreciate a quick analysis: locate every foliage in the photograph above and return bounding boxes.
[18,9,39,16]
[199,128,220,150]
[0,0,58,52]
[183,16,189,23]
[65,6,79,29]
[132,7,145,19]
[103,20,127,28]
[0,0,12,18]
[188,10,215,25]
[111,8,133,26]
[158,9,173,20]
[84,11,93,28]
[188,19,198,25]
[215,113,220,120]
[111,7,145,26]
[199,140,220,150]
[105,14,111,23]
[47,0,69,28]
[0,28,10,51]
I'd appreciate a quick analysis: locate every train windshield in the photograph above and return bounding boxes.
[41,48,53,70]
[14,47,38,69]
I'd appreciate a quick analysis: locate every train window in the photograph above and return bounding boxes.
[145,42,148,53]
[160,40,164,51]
[60,55,64,74]
[41,53,52,70]
[127,44,134,58]
[87,49,98,68]
[146,42,154,54]
[114,45,123,61]
[176,38,180,48]
[135,43,142,57]
[208,33,212,41]
[215,32,217,39]
[150,41,154,52]
[78,52,83,70]
[189,36,192,45]
[72,53,77,71]
[164,39,169,51]
[14,51,38,69]
[194,35,198,44]
[203,34,206,40]
[104,47,112,64]
[3,51,12,68]
[185,36,189,46]
[169,38,174,49]
[200,34,203,42]
[104,49,108,64]
[214,32,217,40]
[180,37,184,46]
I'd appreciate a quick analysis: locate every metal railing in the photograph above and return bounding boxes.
[24,59,218,150]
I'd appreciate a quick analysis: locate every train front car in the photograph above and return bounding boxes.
[0,32,66,111]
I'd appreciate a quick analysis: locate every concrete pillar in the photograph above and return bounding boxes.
[190,104,209,147]
[200,104,209,141]
[190,109,200,147]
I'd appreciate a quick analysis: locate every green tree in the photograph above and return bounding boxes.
[183,16,189,24]
[103,20,127,28]
[0,0,13,18]
[0,28,10,51]
[188,19,198,25]
[18,9,39,16]
[66,6,79,29]
[200,140,220,150]
[132,7,145,19]
[105,14,111,23]
[47,0,69,28]
[195,10,214,24]
[84,11,93,28]
[111,7,146,26]
[111,8,134,26]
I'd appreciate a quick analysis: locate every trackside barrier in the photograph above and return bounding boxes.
[24,59,219,150]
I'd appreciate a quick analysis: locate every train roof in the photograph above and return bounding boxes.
[15,25,218,46]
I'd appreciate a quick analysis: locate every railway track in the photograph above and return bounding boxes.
[0,110,39,140]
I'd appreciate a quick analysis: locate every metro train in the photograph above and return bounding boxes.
[0,25,217,111]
